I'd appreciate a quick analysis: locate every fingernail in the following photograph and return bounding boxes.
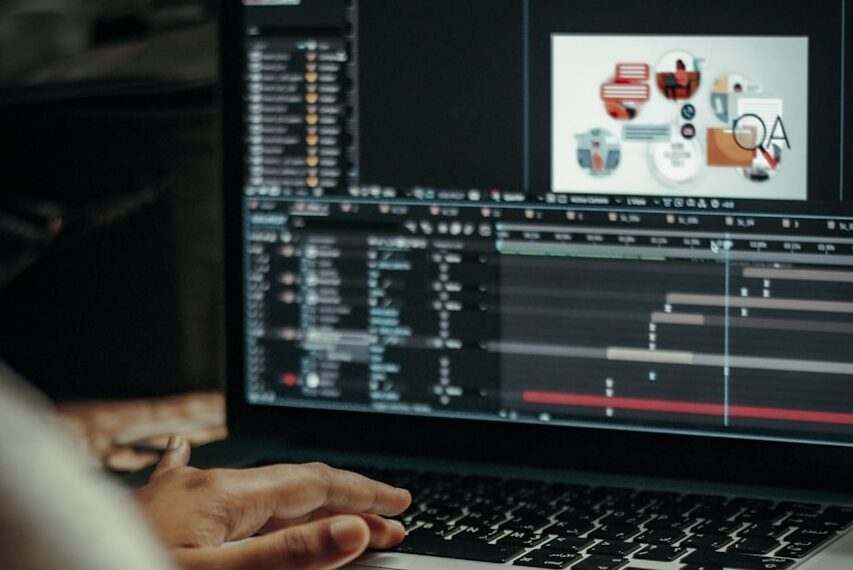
[390,519,406,533]
[167,435,183,450]
[330,517,366,551]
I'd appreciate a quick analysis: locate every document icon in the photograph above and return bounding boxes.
[707,127,754,167]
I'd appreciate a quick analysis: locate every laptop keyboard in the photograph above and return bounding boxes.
[351,467,853,570]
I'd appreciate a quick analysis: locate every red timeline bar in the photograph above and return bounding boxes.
[523,391,853,426]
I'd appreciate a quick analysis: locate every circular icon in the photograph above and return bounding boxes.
[655,51,702,101]
[605,99,642,121]
[601,63,650,121]
[732,114,767,150]
[681,104,696,120]
[648,131,702,185]
[681,123,696,139]
[710,74,755,123]
[575,128,621,177]
[731,113,782,181]
[741,144,783,182]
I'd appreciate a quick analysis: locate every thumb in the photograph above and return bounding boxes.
[179,515,371,570]
[150,435,191,481]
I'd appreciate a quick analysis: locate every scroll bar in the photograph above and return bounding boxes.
[723,234,731,427]
[522,0,530,192]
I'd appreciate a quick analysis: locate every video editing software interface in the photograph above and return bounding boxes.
[239,0,853,446]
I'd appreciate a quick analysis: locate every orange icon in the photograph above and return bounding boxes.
[707,128,754,167]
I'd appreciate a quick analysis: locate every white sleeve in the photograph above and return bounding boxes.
[0,361,178,570]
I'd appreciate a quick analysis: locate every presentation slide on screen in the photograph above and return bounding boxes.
[551,35,809,200]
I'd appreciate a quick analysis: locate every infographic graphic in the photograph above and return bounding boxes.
[552,35,808,199]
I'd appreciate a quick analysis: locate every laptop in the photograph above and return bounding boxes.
[198,0,853,568]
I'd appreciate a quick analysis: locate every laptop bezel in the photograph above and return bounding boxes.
[221,0,853,492]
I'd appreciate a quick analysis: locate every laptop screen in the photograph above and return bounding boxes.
[236,0,853,447]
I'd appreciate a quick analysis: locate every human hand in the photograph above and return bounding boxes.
[133,437,411,570]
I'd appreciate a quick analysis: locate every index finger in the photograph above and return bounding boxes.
[219,462,411,521]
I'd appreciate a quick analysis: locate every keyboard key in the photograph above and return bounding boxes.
[508,480,548,499]
[738,524,789,539]
[513,549,578,568]
[571,554,629,570]
[542,536,594,552]
[587,540,641,557]
[411,508,464,524]
[786,512,848,531]
[589,523,640,541]
[598,496,647,511]
[735,509,788,525]
[457,508,507,521]
[546,482,590,499]
[554,507,598,523]
[542,520,596,536]
[642,501,687,517]
[645,513,694,530]
[466,502,513,517]
[394,536,524,563]
[634,528,685,545]
[777,501,821,514]
[425,496,469,510]
[634,544,686,562]
[682,533,732,549]
[729,537,781,555]
[408,522,454,538]
[785,527,833,543]
[683,550,795,569]
[451,525,503,543]
[774,541,824,558]
[692,519,744,535]
[598,512,653,527]
[496,530,549,548]
[514,504,562,518]
[691,505,743,520]
[822,505,853,525]
[502,515,552,532]
[585,487,636,502]
[459,512,507,526]
[680,493,728,507]
[633,490,682,503]
[726,498,775,512]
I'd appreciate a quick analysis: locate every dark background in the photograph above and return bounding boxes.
[0,0,224,400]
[357,0,525,191]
